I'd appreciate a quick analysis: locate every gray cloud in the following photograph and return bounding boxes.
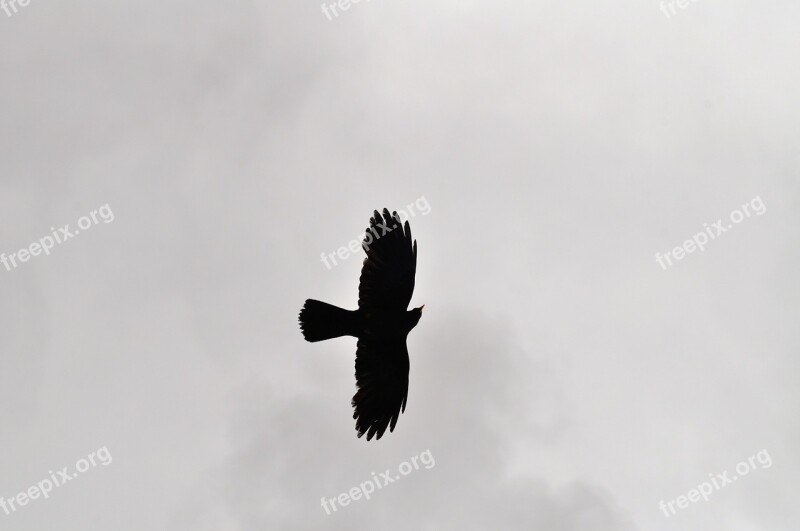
[188,312,634,530]
[1,1,798,530]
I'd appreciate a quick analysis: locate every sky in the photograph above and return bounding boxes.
[1,1,798,530]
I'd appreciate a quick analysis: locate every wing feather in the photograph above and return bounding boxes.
[351,338,410,440]
[358,209,417,310]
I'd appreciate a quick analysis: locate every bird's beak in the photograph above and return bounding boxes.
[419,304,425,312]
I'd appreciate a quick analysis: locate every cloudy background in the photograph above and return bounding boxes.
[1,1,798,529]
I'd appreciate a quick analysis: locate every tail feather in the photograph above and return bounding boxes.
[299,299,358,342]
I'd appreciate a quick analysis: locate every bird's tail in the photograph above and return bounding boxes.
[299,299,358,342]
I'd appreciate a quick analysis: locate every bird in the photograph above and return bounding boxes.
[299,208,423,440]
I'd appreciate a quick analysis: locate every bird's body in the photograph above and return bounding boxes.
[299,208,423,440]
[361,308,421,341]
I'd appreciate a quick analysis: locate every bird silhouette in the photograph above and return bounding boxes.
[299,208,423,440]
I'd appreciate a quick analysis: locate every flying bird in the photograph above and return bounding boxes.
[299,208,423,440]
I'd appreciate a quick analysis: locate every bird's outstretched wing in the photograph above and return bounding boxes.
[358,209,417,311]
[352,338,409,440]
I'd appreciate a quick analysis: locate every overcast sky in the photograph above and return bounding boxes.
[1,1,798,529]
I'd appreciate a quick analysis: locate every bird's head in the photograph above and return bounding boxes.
[410,304,424,328]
